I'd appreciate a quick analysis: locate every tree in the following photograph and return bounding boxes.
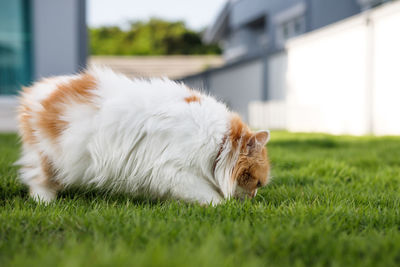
[89,18,221,56]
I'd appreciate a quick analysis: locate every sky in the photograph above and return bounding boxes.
[88,0,228,30]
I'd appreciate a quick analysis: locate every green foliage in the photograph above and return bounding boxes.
[2,132,400,266]
[89,18,221,55]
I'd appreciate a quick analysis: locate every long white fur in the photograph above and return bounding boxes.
[17,68,240,204]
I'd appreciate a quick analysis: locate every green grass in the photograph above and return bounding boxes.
[1,132,400,267]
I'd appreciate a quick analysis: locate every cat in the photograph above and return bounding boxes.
[16,68,270,205]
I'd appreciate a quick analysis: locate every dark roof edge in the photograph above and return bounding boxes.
[203,1,232,43]
[178,49,285,81]
[178,53,262,81]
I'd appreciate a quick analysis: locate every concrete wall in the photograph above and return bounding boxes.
[183,58,264,121]
[209,59,263,121]
[267,52,287,101]
[32,0,86,79]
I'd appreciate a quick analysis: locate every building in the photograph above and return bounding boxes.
[204,0,363,62]
[0,0,87,131]
[182,0,393,121]
[251,0,400,135]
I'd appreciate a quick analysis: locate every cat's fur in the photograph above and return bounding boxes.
[16,68,270,205]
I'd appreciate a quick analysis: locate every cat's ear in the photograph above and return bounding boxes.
[255,130,270,145]
[247,130,270,151]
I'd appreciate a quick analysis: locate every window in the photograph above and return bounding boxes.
[283,24,290,39]
[0,0,32,95]
[294,17,303,34]
[246,16,266,32]
[276,16,305,47]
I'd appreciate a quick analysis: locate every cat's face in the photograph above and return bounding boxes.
[232,131,270,200]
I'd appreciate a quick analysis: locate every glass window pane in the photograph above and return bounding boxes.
[294,19,302,34]
[283,23,289,38]
[0,0,32,95]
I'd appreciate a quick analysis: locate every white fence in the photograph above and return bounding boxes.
[249,1,400,135]
[249,101,286,130]
[0,97,18,132]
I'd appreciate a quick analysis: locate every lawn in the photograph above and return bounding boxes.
[1,132,400,267]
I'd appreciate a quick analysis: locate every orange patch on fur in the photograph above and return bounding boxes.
[18,87,36,145]
[229,114,252,150]
[28,154,61,194]
[184,94,201,104]
[40,154,55,180]
[38,73,97,140]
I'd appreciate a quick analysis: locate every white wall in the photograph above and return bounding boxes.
[371,4,400,135]
[286,16,370,135]
[0,97,18,132]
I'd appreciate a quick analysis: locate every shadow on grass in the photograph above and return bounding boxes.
[270,138,341,149]
[0,182,165,208]
[270,135,400,150]
[3,182,276,209]
[58,187,166,207]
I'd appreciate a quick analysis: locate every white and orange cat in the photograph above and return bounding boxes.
[16,68,270,205]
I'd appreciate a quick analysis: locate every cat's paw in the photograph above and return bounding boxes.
[30,186,56,204]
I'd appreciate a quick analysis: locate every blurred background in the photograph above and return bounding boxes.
[0,0,399,135]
